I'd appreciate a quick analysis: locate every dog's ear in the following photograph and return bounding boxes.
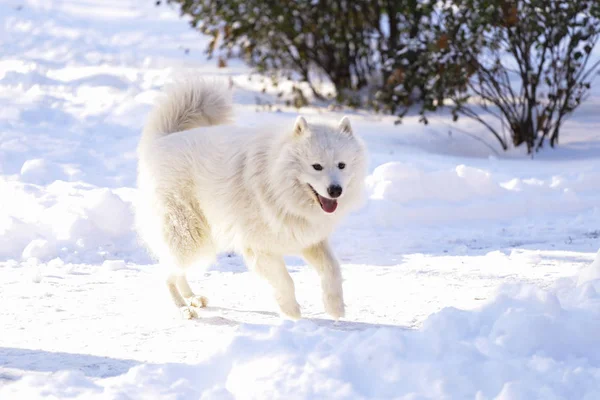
[339,116,353,136]
[293,116,310,138]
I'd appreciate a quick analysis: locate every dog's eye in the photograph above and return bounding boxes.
[312,164,323,171]
[338,162,346,170]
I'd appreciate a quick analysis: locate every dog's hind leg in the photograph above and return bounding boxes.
[302,240,345,320]
[160,191,214,319]
[243,250,301,320]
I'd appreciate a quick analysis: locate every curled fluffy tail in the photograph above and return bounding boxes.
[142,79,233,141]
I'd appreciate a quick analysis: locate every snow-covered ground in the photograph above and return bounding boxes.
[1,1,600,398]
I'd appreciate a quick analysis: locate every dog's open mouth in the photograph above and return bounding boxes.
[308,185,338,213]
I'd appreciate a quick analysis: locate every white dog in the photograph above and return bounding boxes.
[136,79,367,320]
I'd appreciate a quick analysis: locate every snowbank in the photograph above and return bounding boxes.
[0,179,142,263]
[365,161,600,226]
[578,248,600,286]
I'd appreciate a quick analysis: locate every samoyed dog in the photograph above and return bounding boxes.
[136,79,368,320]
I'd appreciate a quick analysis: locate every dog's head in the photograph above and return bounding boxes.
[275,116,368,218]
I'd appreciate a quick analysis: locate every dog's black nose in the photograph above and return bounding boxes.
[327,184,342,198]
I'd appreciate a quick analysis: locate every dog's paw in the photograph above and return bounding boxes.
[323,292,345,320]
[188,295,209,308]
[180,306,197,320]
[279,300,302,321]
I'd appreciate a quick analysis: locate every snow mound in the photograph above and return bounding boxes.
[20,159,70,185]
[365,161,600,226]
[101,259,128,270]
[2,282,599,399]
[368,163,498,203]
[0,180,141,263]
[578,248,600,286]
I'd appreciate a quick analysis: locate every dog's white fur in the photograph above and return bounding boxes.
[136,79,368,320]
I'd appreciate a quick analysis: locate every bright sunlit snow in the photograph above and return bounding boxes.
[1,1,600,399]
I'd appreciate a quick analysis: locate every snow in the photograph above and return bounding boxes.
[1,0,600,398]
[2,278,599,399]
[578,249,600,286]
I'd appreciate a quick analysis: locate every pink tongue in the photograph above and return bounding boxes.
[318,195,338,213]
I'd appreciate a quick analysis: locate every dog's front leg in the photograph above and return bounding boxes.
[243,250,301,320]
[302,240,345,320]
